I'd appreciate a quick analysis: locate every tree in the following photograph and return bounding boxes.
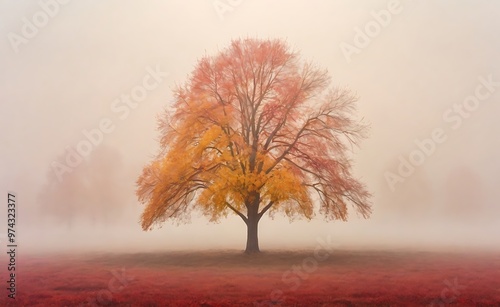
[39,145,127,227]
[136,38,371,253]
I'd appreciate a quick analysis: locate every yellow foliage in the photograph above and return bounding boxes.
[138,99,315,227]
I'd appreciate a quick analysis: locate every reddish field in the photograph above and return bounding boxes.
[3,249,500,306]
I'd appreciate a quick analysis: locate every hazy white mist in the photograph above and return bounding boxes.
[1,0,499,254]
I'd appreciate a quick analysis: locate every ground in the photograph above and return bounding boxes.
[3,249,500,306]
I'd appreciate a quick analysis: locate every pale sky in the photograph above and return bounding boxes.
[1,0,499,253]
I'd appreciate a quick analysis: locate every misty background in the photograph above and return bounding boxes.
[1,0,499,254]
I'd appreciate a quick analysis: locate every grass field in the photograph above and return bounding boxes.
[3,249,500,306]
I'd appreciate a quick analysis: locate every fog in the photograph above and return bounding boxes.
[1,0,499,255]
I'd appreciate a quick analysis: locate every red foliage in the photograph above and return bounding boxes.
[3,250,500,306]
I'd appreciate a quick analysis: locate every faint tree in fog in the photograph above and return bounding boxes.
[444,167,485,221]
[38,146,127,227]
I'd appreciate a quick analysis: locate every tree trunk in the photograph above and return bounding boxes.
[245,214,260,253]
[245,195,260,253]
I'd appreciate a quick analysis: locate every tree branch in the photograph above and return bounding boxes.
[225,202,248,224]
[257,201,274,220]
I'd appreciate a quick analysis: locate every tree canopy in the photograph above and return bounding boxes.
[136,38,371,251]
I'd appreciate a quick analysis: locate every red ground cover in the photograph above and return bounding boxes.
[2,249,499,306]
